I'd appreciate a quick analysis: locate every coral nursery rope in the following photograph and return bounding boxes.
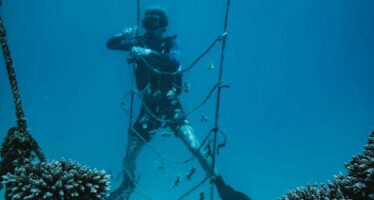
[118,0,233,199]
[0,17,27,132]
[0,15,46,162]
[136,32,226,76]
[210,0,231,199]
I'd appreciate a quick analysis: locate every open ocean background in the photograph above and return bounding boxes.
[0,0,373,199]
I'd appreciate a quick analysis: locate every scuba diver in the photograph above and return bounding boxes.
[106,6,251,200]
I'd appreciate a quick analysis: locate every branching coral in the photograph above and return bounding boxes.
[2,159,111,200]
[281,130,374,200]
[0,127,45,190]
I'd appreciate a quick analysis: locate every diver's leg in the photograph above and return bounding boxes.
[123,126,146,184]
[108,125,146,200]
[109,109,158,200]
[175,124,251,200]
[108,128,144,200]
[174,124,218,177]
[169,100,251,199]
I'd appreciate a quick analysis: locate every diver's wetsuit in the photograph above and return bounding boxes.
[107,33,187,141]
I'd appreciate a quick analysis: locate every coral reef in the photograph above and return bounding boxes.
[0,127,45,190]
[281,130,374,200]
[2,159,111,200]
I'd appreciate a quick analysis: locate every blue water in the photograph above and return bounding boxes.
[0,0,373,199]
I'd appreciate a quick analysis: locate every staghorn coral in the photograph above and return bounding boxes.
[2,159,111,200]
[281,130,374,200]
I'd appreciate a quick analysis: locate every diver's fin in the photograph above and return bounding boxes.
[215,175,251,200]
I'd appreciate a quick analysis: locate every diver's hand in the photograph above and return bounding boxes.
[114,26,137,38]
[122,26,137,35]
[131,46,152,56]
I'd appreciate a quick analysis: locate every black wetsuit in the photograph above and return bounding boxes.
[107,33,187,140]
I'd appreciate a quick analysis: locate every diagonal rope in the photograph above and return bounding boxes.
[130,127,193,164]
[121,80,227,126]
[182,32,227,73]
[124,170,152,200]
[135,32,226,76]
[178,176,210,200]
[0,15,46,162]
[185,82,229,116]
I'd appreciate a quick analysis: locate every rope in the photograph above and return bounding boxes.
[135,33,226,76]
[210,0,231,199]
[128,0,141,129]
[0,17,26,132]
[121,81,225,125]
[177,176,210,200]
[116,0,232,199]
[0,16,46,162]
[181,33,227,73]
[128,0,141,126]
[120,0,141,198]
[185,82,229,116]
[124,170,152,200]
[130,127,194,164]
[136,0,140,36]
[129,126,214,165]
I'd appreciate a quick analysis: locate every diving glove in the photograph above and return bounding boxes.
[131,46,152,56]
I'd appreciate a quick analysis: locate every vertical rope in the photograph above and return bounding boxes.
[136,0,140,37]
[121,1,141,199]
[128,0,140,128]
[211,0,231,199]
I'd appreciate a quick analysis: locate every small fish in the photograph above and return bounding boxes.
[201,113,208,123]
[185,167,196,180]
[183,81,191,93]
[172,175,181,188]
[154,161,167,175]
[205,141,212,158]
[207,62,215,71]
[160,132,171,137]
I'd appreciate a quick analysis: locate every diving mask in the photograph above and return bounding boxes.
[142,15,161,31]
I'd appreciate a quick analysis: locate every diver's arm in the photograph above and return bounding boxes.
[106,33,135,51]
[145,39,181,72]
